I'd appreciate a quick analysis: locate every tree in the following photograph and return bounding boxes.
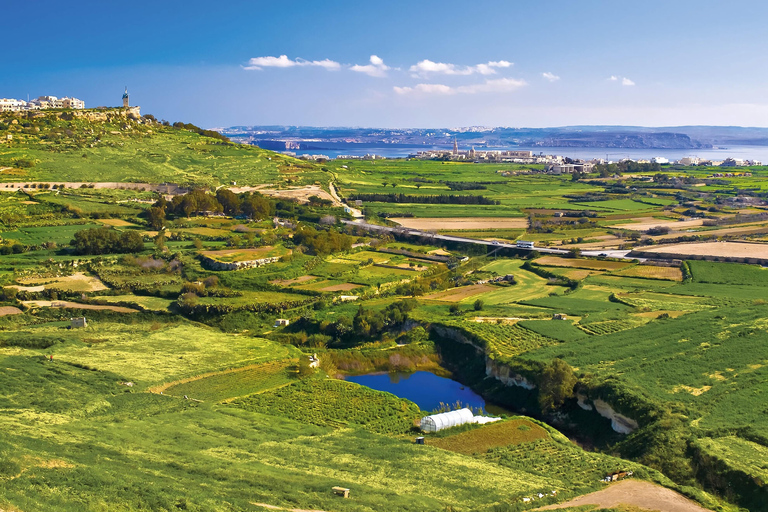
[538,358,577,412]
[242,193,273,220]
[71,227,144,255]
[154,232,166,251]
[119,231,145,253]
[473,299,484,311]
[147,206,166,230]
[216,189,241,216]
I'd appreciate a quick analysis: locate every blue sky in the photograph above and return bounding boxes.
[3,0,768,128]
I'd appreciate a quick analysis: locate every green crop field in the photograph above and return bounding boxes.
[518,319,590,342]
[460,321,560,358]
[233,378,421,434]
[162,359,297,402]
[1,222,101,245]
[91,294,175,311]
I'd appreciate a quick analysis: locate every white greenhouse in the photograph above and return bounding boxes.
[420,408,475,432]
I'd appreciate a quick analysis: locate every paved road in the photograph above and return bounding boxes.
[337,193,642,261]
[340,219,638,257]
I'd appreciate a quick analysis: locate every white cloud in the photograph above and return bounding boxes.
[394,77,526,95]
[542,72,560,82]
[409,59,513,77]
[244,55,341,71]
[394,83,454,95]
[608,75,635,86]
[350,55,390,77]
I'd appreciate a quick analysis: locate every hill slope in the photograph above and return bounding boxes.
[0,109,328,187]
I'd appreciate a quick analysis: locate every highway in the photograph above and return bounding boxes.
[340,219,641,260]
[331,181,641,261]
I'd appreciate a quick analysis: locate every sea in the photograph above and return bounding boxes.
[277,143,768,163]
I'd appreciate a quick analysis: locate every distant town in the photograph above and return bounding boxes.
[0,95,85,111]
[284,144,761,169]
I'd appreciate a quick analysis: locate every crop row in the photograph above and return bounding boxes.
[487,438,640,488]
[232,379,421,435]
[462,322,558,358]
[163,360,294,402]
[577,319,638,336]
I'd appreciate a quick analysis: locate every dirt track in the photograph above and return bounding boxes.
[537,480,712,512]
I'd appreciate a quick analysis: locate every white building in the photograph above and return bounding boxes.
[5,95,85,111]
[651,157,669,164]
[679,157,701,166]
[0,98,27,112]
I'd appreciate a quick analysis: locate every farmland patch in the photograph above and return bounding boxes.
[232,379,420,434]
[423,284,495,302]
[16,272,109,292]
[390,217,528,230]
[200,246,289,263]
[429,418,548,455]
[534,256,631,271]
[611,265,683,281]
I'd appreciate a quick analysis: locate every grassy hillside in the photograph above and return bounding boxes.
[0,110,327,187]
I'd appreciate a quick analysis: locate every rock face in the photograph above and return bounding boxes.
[592,399,639,434]
[485,359,536,389]
[200,256,279,271]
[432,324,639,434]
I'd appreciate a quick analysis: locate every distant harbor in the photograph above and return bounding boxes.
[260,142,768,166]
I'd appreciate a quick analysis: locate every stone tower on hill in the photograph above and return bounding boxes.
[122,87,129,108]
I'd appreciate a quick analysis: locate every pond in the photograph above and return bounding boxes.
[346,371,508,415]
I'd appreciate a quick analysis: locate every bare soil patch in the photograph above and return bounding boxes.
[562,269,602,280]
[608,217,706,231]
[270,275,317,286]
[613,265,683,281]
[0,306,23,317]
[17,272,109,292]
[537,480,712,512]
[391,217,528,230]
[637,241,768,259]
[535,256,631,270]
[96,219,137,227]
[319,283,360,292]
[256,185,337,205]
[653,224,768,239]
[22,301,138,313]
[424,284,494,302]
[201,246,285,262]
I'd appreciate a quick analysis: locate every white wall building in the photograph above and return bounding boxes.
[0,98,27,112]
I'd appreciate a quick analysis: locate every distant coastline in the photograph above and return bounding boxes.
[238,141,768,163]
